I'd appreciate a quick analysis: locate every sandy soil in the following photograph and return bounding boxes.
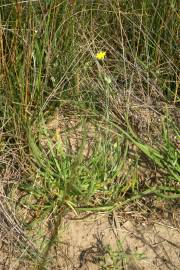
[0,211,180,270]
[46,212,180,270]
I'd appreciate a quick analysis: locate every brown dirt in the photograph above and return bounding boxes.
[0,210,180,270]
[43,212,180,270]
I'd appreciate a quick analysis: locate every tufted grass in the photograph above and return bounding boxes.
[0,0,179,267]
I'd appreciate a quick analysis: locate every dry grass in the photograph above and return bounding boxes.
[0,0,179,268]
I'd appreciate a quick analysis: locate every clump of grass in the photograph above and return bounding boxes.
[0,0,179,267]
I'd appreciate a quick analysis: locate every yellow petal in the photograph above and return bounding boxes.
[96,51,106,60]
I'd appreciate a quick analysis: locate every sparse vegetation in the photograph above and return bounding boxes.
[0,0,179,269]
[100,240,145,270]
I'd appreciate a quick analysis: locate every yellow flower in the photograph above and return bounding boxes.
[95,51,106,60]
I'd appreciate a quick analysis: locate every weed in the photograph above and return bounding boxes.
[0,0,179,267]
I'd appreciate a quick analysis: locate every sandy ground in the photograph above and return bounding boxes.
[0,210,180,270]
[50,213,180,270]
